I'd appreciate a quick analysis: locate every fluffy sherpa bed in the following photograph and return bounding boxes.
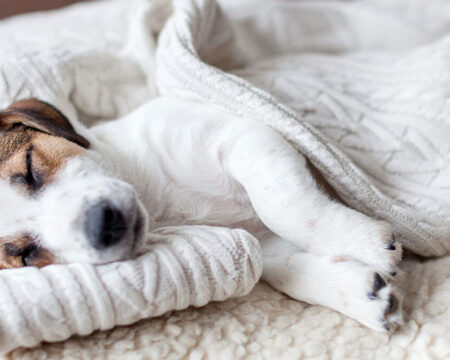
[1,0,450,358]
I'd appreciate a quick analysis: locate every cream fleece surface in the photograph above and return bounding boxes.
[6,255,450,360]
[0,0,450,357]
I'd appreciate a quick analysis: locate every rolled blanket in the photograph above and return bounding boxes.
[0,226,261,353]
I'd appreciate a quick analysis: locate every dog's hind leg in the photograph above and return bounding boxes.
[260,235,403,331]
[224,123,402,276]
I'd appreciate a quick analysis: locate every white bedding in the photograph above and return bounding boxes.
[1,0,450,358]
[156,0,450,257]
[9,254,450,360]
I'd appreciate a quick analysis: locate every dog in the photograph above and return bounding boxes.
[0,97,403,331]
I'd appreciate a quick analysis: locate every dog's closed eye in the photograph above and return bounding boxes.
[4,242,39,267]
[10,145,43,192]
[2,238,54,268]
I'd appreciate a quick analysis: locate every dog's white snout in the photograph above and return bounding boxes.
[36,157,146,263]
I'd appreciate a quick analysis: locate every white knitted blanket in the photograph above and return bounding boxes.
[156,0,450,258]
[1,0,450,356]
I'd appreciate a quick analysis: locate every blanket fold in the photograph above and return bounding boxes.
[0,226,261,353]
[157,0,450,257]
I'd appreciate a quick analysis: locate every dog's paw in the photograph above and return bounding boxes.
[346,221,403,277]
[369,227,403,277]
[339,268,403,332]
[363,272,403,331]
[261,246,403,332]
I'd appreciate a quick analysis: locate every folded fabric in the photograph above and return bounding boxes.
[156,0,450,257]
[0,226,261,353]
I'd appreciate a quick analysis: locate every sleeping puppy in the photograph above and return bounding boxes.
[0,97,403,331]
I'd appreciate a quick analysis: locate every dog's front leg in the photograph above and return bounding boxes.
[260,235,403,331]
[224,123,401,276]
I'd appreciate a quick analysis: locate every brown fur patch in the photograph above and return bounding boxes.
[32,132,83,182]
[0,99,90,148]
[0,125,34,162]
[0,130,83,189]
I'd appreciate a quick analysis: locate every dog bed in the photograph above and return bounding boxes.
[1,0,450,358]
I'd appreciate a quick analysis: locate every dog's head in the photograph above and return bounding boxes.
[0,99,147,269]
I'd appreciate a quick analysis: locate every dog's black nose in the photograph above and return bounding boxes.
[85,203,128,249]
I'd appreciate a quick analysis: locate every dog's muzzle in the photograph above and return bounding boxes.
[85,202,128,249]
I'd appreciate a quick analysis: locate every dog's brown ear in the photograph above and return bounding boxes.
[0,98,90,148]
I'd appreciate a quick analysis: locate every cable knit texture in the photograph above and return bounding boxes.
[1,0,450,358]
[156,0,450,257]
[0,226,261,354]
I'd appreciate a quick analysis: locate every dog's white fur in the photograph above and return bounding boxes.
[0,97,403,331]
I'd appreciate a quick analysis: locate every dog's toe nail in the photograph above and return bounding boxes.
[373,273,387,292]
[386,234,398,250]
[385,295,398,315]
[382,319,390,331]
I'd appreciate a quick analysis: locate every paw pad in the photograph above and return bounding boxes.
[385,294,398,315]
[367,273,387,300]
